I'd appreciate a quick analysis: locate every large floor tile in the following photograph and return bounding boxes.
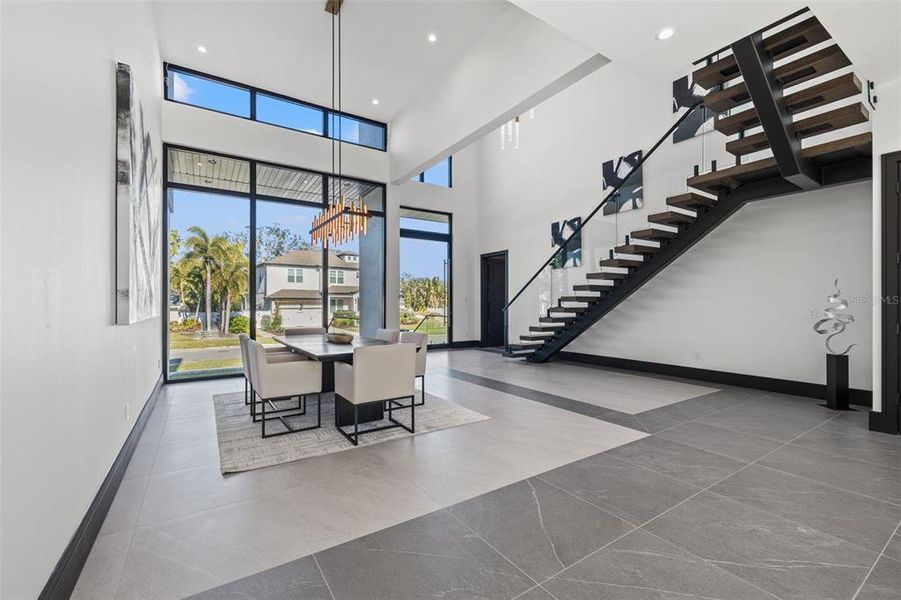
[71,530,133,600]
[857,555,901,600]
[711,464,901,554]
[514,586,555,600]
[632,393,726,433]
[450,477,633,581]
[123,440,159,480]
[697,397,836,442]
[606,436,746,487]
[137,462,288,525]
[159,413,217,444]
[187,556,332,600]
[542,528,773,600]
[759,443,901,505]
[151,434,220,474]
[315,510,535,600]
[100,476,149,535]
[883,532,901,563]
[539,453,700,525]
[791,425,901,470]
[644,491,876,600]
[656,421,781,462]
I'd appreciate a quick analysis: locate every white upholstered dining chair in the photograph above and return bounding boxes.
[399,331,428,405]
[375,328,400,343]
[247,339,323,438]
[334,343,416,446]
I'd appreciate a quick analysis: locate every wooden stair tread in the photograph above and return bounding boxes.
[599,258,642,268]
[648,211,696,226]
[548,306,586,314]
[573,284,610,292]
[631,228,678,241]
[530,325,562,332]
[715,73,862,136]
[725,102,869,157]
[521,334,552,341]
[539,317,575,324]
[666,192,717,210]
[587,271,628,280]
[693,17,831,89]
[687,131,872,194]
[559,296,598,303]
[705,44,851,113]
[614,243,660,255]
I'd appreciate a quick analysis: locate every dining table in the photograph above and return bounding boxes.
[271,333,395,427]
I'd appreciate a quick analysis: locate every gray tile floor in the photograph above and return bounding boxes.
[73,351,901,599]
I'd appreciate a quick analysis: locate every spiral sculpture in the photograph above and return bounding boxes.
[813,279,856,355]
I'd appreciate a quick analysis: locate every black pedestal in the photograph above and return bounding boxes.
[825,353,850,411]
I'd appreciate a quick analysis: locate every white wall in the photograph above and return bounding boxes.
[0,3,163,598]
[388,144,480,342]
[474,60,874,389]
[389,4,607,183]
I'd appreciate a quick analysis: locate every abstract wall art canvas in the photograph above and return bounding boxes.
[550,217,582,269]
[116,62,161,324]
[672,71,716,143]
[602,151,643,215]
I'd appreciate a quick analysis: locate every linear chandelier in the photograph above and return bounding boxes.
[500,108,535,150]
[310,0,371,247]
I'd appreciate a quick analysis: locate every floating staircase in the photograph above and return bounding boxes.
[506,10,872,363]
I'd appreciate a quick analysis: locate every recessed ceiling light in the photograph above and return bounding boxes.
[655,27,675,41]
[371,98,380,105]
[196,45,208,53]
[427,32,437,43]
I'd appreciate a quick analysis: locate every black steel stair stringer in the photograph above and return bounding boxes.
[527,177,801,363]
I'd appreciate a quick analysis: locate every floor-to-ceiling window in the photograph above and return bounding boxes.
[165,146,386,381]
[399,207,451,346]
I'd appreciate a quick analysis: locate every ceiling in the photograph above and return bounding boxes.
[152,0,510,124]
[511,1,898,83]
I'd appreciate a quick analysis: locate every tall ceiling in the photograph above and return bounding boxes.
[512,1,898,82]
[152,0,510,123]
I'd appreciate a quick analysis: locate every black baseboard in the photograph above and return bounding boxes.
[557,352,873,407]
[39,374,164,600]
[869,409,899,434]
[449,340,482,349]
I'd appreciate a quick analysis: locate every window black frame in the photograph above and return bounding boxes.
[412,156,453,187]
[163,142,388,383]
[398,207,453,348]
[163,63,388,152]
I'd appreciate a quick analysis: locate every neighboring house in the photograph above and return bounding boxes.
[257,248,360,327]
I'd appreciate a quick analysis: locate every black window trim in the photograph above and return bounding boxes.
[163,142,388,383]
[163,62,388,152]
[412,155,453,188]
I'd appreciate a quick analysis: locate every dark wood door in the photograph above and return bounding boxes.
[481,252,507,347]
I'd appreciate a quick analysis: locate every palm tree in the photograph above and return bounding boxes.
[211,240,248,334]
[183,226,219,332]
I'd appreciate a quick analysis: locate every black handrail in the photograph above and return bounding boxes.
[412,313,447,333]
[502,99,705,313]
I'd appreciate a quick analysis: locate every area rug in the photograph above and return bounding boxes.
[213,391,489,474]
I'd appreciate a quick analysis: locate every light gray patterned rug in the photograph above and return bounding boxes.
[213,391,489,474]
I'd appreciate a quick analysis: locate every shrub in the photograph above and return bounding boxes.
[332,310,358,329]
[228,315,249,334]
[399,308,418,325]
[170,318,202,332]
[260,313,283,333]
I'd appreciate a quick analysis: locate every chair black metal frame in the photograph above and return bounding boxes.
[335,394,415,446]
[414,374,425,406]
[249,384,305,423]
[260,392,322,439]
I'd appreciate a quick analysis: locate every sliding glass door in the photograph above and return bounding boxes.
[164,146,386,382]
[399,208,451,346]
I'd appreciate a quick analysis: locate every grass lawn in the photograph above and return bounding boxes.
[176,358,242,371]
[170,332,276,349]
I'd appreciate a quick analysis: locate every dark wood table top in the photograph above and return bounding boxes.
[272,334,390,361]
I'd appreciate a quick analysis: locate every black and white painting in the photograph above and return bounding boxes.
[602,151,643,215]
[116,62,161,324]
[550,217,582,269]
[672,72,715,143]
